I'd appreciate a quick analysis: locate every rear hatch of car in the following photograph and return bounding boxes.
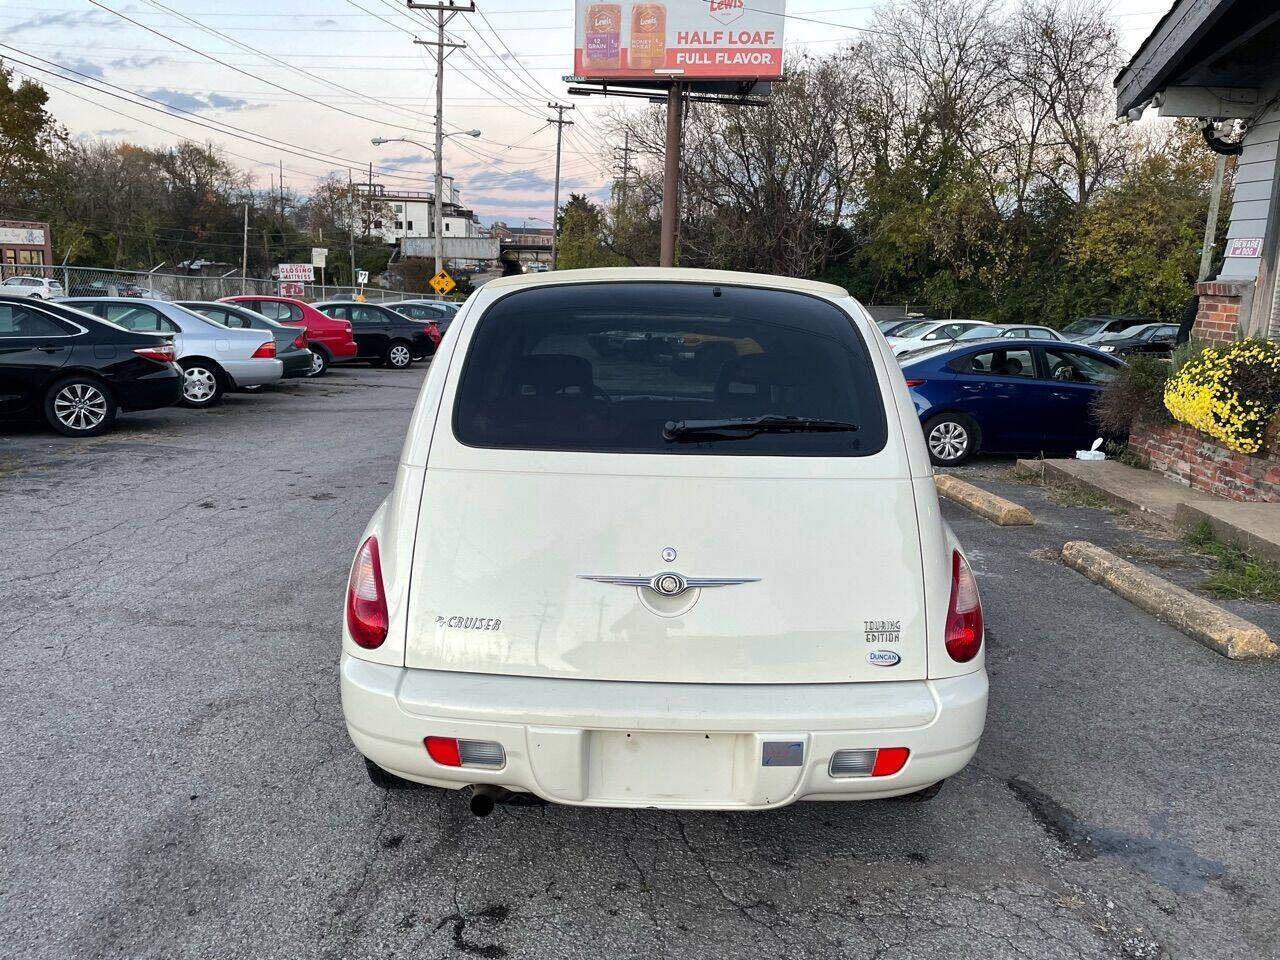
[403,279,926,685]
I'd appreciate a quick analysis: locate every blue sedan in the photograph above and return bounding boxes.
[900,338,1125,465]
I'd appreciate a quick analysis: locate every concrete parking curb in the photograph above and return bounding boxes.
[1060,540,1279,660]
[934,474,1034,526]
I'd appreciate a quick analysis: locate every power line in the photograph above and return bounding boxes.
[8,51,587,191]
[132,0,444,132]
[80,0,445,134]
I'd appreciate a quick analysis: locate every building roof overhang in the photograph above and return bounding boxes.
[1115,0,1280,118]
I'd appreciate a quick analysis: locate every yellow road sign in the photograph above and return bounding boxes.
[430,270,455,296]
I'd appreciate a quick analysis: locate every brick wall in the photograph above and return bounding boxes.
[1193,280,1251,343]
[1130,419,1280,502]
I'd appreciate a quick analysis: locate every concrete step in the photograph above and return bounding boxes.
[1176,500,1280,566]
[1018,458,1217,526]
[1020,458,1280,564]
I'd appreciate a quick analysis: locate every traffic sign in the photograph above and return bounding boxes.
[311,247,328,268]
[357,269,369,285]
[430,270,456,296]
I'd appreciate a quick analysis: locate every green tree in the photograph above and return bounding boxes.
[555,194,624,270]
[1067,122,1226,319]
[0,60,66,220]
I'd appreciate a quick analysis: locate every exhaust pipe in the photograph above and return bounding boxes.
[469,784,503,817]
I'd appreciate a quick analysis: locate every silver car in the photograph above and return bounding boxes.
[60,298,282,407]
[953,324,1066,342]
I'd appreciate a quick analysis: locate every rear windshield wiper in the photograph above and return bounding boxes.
[662,415,860,442]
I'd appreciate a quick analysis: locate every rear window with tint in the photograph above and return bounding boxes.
[453,282,888,456]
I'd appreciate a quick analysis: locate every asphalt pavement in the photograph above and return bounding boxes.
[0,365,1275,960]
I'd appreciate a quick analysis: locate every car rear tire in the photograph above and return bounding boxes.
[180,360,225,408]
[363,757,418,790]
[385,340,413,369]
[307,349,329,377]
[924,412,978,466]
[43,376,117,437]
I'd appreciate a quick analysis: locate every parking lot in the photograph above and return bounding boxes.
[1,362,1276,960]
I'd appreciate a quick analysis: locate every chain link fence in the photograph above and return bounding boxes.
[1,264,415,304]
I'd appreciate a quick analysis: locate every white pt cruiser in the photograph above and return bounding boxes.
[341,268,987,815]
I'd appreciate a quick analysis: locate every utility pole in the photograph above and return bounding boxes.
[1199,152,1227,282]
[660,83,685,268]
[348,168,357,287]
[547,102,574,271]
[278,159,285,226]
[240,201,249,294]
[618,130,632,210]
[409,0,475,278]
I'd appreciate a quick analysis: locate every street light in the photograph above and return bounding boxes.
[371,131,481,276]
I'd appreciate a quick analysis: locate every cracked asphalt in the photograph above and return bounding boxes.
[1,365,1276,960]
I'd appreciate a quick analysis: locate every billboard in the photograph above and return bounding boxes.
[574,0,785,80]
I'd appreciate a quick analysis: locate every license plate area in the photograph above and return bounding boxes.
[587,731,751,804]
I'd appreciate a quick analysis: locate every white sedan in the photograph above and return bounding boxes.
[340,267,988,815]
[886,319,997,356]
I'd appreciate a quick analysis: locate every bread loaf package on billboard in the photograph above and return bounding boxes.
[574,0,785,79]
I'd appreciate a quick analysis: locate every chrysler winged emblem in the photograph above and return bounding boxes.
[578,572,758,598]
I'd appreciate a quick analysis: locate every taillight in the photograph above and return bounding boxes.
[346,536,388,649]
[944,551,983,662]
[425,736,461,766]
[133,343,174,363]
[251,340,276,358]
[293,333,307,349]
[424,737,505,768]
[871,747,910,776]
[829,747,910,778]
[904,378,926,387]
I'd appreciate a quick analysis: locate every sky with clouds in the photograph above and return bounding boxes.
[2,0,1167,224]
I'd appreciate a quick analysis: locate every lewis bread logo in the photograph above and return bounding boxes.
[708,0,745,25]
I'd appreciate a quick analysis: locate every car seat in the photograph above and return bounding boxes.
[510,354,596,399]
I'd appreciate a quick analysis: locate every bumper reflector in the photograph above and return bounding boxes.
[458,740,506,768]
[829,747,911,778]
[424,736,505,769]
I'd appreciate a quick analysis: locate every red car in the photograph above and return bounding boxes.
[218,295,358,376]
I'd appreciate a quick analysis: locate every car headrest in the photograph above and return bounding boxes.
[717,353,804,392]
[510,354,594,397]
[996,356,1024,376]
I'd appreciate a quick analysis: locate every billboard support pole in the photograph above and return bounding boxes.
[660,82,684,268]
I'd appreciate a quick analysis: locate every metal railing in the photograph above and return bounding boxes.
[0,264,416,304]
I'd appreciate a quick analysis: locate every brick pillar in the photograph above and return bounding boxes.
[1193,280,1253,342]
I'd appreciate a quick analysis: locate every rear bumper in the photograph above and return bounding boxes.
[324,337,359,361]
[280,349,312,378]
[341,657,988,809]
[223,358,283,387]
[112,366,182,412]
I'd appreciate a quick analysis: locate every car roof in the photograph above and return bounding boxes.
[904,336,1114,359]
[481,266,850,298]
